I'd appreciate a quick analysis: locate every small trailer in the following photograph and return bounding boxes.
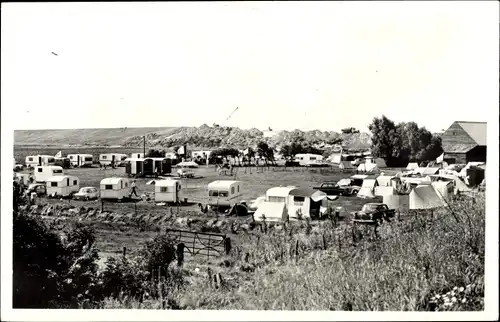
[155,179,183,204]
[207,180,243,209]
[100,177,131,200]
[46,175,80,198]
[125,157,172,177]
[68,154,94,167]
[34,165,64,183]
[25,155,56,168]
[99,153,128,167]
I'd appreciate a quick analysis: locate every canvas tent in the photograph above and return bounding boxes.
[357,178,378,199]
[370,158,387,168]
[376,175,396,187]
[431,181,453,200]
[358,163,380,173]
[374,186,396,197]
[414,167,440,176]
[253,202,288,222]
[406,162,419,170]
[409,185,446,210]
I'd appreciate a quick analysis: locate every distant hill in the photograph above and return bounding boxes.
[14,125,372,151]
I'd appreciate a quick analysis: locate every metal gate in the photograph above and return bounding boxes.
[165,229,229,259]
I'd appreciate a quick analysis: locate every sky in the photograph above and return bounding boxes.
[1,2,498,133]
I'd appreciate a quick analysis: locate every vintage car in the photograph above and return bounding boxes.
[73,187,100,201]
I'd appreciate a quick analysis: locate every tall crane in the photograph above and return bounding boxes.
[217,106,239,127]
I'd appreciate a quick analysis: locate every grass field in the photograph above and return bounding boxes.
[25,164,404,269]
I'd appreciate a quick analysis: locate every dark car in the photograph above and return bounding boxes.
[351,203,395,223]
[26,183,46,197]
[313,178,363,196]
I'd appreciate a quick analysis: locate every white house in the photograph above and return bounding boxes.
[34,165,64,183]
[164,152,177,159]
[154,179,182,203]
[99,153,128,166]
[294,154,324,166]
[100,177,131,200]
[46,175,80,198]
[207,180,243,208]
[192,150,212,160]
[130,152,145,159]
[68,154,94,167]
[25,155,56,167]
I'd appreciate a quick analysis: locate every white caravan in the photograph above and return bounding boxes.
[207,180,242,208]
[25,155,56,168]
[155,179,183,203]
[46,175,80,198]
[68,154,94,167]
[34,166,64,183]
[99,153,128,166]
[100,177,131,200]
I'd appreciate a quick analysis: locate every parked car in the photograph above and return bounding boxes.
[351,203,395,223]
[314,178,362,196]
[73,187,100,201]
[26,183,46,197]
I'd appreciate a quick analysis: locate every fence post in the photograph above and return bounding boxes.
[322,234,327,250]
[101,199,104,212]
[295,240,299,257]
[176,243,185,267]
[123,246,127,257]
[207,235,211,260]
[134,201,137,216]
[224,237,232,255]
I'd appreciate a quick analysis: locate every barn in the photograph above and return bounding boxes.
[441,121,486,164]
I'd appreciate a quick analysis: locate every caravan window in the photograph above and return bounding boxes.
[50,182,57,187]
[38,168,43,172]
[102,156,107,159]
[73,180,77,185]
[237,185,240,193]
[231,187,235,194]
[28,157,33,161]
[85,157,93,161]
[121,156,127,160]
[219,191,228,197]
[160,187,168,193]
[69,156,74,159]
[48,158,55,163]
[53,169,63,174]
[310,157,316,160]
[268,196,286,203]
[293,196,305,205]
[125,182,128,187]
[105,185,113,190]
[209,190,219,197]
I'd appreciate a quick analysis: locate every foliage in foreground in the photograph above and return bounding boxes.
[13,195,485,311]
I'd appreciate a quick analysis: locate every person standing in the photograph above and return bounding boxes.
[130,180,138,197]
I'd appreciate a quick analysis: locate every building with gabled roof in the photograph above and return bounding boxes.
[441,121,486,164]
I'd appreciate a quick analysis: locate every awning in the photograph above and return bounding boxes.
[311,190,339,202]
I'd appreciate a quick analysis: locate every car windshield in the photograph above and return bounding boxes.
[362,204,379,212]
[337,179,351,186]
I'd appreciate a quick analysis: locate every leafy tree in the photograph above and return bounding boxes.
[146,149,165,158]
[257,141,276,165]
[209,147,240,164]
[341,127,360,134]
[369,116,443,166]
[368,115,399,164]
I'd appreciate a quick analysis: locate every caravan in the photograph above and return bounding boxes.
[99,153,128,167]
[294,154,324,166]
[34,166,64,183]
[25,155,56,168]
[100,177,131,200]
[155,179,182,204]
[68,154,94,167]
[207,180,242,208]
[46,175,80,198]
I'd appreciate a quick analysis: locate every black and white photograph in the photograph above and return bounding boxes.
[1,2,498,321]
